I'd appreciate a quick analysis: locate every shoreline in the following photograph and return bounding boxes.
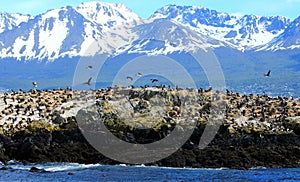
[0,87,299,169]
[0,125,299,169]
[0,160,298,172]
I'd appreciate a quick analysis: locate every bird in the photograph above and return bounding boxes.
[32,81,37,88]
[206,86,212,92]
[84,77,92,86]
[150,79,158,83]
[264,70,271,77]
[136,72,143,77]
[86,65,93,69]
[126,76,133,81]
[3,96,7,105]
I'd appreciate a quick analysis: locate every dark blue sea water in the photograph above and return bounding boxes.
[0,162,299,181]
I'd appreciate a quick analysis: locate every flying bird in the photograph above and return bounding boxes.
[126,76,133,81]
[264,70,271,77]
[84,77,92,86]
[86,65,93,69]
[150,79,158,83]
[136,72,143,77]
[32,81,37,88]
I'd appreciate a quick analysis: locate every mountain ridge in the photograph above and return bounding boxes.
[151,5,292,51]
[0,2,299,60]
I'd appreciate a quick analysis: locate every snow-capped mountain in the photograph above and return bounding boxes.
[260,16,300,50]
[0,2,141,60]
[0,2,299,61]
[75,2,141,27]
[0,13,31,33]
[150,5,291,50]
[120,19,232,55]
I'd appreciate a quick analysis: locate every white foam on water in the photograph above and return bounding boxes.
[42,163,102,172]
[8,162,102,172]
[130,164,228,171]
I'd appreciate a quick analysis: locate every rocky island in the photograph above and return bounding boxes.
[0,86,299,169]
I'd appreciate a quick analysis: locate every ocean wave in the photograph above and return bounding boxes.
[7,162,102,172]
[249,166,268,170]
[129,164,229,171]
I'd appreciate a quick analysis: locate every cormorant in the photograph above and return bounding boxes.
[264,70,271,77]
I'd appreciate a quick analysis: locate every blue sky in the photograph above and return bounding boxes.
[1,0,300,19]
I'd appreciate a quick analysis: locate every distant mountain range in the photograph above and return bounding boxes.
[0,1,299,60]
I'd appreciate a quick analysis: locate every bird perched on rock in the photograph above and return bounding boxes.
[206,86,212,92]
[3,96,7,105]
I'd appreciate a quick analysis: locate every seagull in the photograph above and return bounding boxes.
[84,77,92,86]
[150,79,158,83]
[126,76,133,81]
[86,65,93,69]
[264,70,271,77]
[32,81,37,88]
[136,72,143,77]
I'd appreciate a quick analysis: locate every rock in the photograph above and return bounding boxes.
[0,88,299,169]
[52,114,66,125]
[285,117,300,135]
[68,172,74,175]
[29,166,46,173]
[0,166,11,170]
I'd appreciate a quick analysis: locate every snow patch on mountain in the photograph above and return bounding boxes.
[258,16,300,51]
[0,13,31,33]
[150,5,291,50]
[75,1,141,28]
[121,19,224,55]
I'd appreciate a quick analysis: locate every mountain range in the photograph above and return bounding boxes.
[0,1,299,60]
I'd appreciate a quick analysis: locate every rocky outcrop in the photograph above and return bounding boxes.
[0,119,299,169]
[0,87,299,169]
[285,116,300,135]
